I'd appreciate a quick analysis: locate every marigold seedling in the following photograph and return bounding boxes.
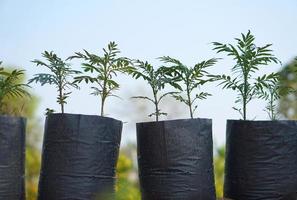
[160,56,218,118]
[68,42,134,116]
[211,30,280,120]
[130,60,175,121]
[29,51,80,113]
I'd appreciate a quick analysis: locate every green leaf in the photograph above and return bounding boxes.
[212,30,281,120]
[159,56,216,117]
[131,96,155,104]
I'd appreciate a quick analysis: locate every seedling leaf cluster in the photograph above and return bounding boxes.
[29,51,80,113]
[160,56,218,118]
[211,30,281,120]
[130,60,176,121]
[68,42,134,116]
[25,32,293,121]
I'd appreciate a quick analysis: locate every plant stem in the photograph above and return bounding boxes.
[153,89,159,122]
[186,84,193,119]
[58,84,64,114]
[61,102,64,114]
[243,70,248,120]
[101,97,105,116]
[243,98,246,120]
[101,63,108,117]
[101,83,107,116]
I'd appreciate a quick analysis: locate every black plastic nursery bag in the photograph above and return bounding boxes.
[0,115,26,200]
[38,113,122,200]
[224,120,297,200]
[137,118,216,200]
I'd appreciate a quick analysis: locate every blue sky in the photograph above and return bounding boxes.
[1,0,297,145]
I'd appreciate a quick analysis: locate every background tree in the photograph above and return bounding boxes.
[0,62,30,114]
[29,51,80,113]
[214,146,225,198]
[160,56,218,118]
[115,150,141,200]
[279,57,297,119]
[0,64,41,200]
[211,30,280,120]
[68,42,134,116]
[130,60,175,121]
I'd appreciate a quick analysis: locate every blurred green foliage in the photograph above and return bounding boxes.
[26,146,41,200]
[214,146,225,198]
[0,66,41,200]
[0,66,30,114]
[279,57,297,119]
[116,152,141,200]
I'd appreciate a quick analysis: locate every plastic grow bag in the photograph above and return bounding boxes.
[224,120,297,200]
[0,115,26,200]
[38,113,122,200]
[137,118,216,200]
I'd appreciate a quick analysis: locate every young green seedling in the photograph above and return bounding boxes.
[257,72,294,120]
[159,56,218,118]
[29,51,80,113]
[211,30,280,120]
[0,61,30,114]
[130,60,176,121]
[68,42,134,116]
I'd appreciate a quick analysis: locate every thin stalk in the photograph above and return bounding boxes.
[101,63,108,117]
[58,81,64,114]
[153,89,159,121]
[101,83,107,116]
[243,70,248,120]
[243,97,246,120]
[186,83,193,118]
[101,97,105,116]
